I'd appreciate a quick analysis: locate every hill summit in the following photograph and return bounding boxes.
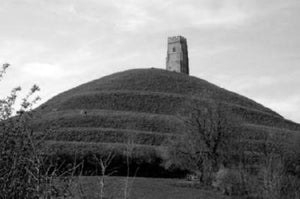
[33,68,300,176]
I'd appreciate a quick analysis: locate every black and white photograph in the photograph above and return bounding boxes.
[0,0,299,198]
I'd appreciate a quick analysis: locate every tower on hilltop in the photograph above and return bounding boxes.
[166,36,189,75]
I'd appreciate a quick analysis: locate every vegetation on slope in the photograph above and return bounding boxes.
[39,68,280,116]
[36,127,176,146]
[33,68,300,180]
[33,110,184,133]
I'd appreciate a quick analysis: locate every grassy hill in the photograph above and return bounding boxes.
[33,68,300,176]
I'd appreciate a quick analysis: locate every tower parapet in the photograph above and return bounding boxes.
[166,35,189,75]
[168,36,187,43]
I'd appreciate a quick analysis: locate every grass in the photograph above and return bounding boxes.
[69,176,232,199]
[56,90,192,116]
[34,68,300,135]
[241,123,300,137]
[231,105,300,131]
[32,111,184,134]
[43,141,165,157]
[38,68,279,116]
[36,127,177,146]
[32,68,300,177]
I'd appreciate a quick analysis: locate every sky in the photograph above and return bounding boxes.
[0,0,299,123]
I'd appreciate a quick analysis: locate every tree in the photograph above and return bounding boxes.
[258,131,300,199]
[167,101,234,184]
[0,63,72,198]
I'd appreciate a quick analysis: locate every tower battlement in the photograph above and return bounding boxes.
[166,36,189,75]
[168,36,187,43]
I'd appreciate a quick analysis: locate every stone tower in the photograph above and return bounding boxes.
[166,36,189,75]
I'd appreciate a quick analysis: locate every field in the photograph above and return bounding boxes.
[69,176,232,199]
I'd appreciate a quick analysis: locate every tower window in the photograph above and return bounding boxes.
[172,47,176,52]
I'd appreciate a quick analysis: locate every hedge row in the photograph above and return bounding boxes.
[33,112,185,134]
[40,141,187,178]
[41,141,188,177]
[35,127,177,146]
[56,91,192,116]
[42,68,275,115]
[43,141,165,162]
[231,105,300,131]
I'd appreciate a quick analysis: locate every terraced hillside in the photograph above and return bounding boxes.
[33,68,300,176]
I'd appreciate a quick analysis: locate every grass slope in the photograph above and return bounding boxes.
[34,68,300,176]
[36,127,176,146]
[39,68,280,115]
[33,110,184,133]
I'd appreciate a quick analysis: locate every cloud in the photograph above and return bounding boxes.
[21,62,66,79]
[0,40,47,64]
[110,1,155,32]
[44,2,101,23]
[112,0,251,32]
[166,0,249,27]
[41,0,252,33]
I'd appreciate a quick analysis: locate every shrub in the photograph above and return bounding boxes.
[212,166,248,196]
[259,156,300,199]
[0,64,72,198]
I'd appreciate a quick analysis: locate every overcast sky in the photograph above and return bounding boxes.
[0,0,299,123]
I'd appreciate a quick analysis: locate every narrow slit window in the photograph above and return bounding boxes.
[172,47,176,52]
